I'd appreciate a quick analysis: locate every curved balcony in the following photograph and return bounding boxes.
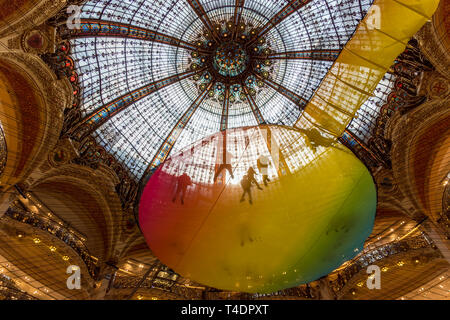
[0,274,37,301]
[112,264,204,300]
[329,234,437,295]
[4,205,99,279]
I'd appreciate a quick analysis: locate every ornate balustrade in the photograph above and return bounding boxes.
[112,264,205,300]
[329,234,436,295]
[112,276,204,300]
[0,274,37,301]
[0,123,6,179]
[439,184,450,238]
[4,205,99,279]
[251,285,319,300]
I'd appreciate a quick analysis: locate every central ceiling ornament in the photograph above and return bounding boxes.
[213,42,249,77]
[188,20,275,106]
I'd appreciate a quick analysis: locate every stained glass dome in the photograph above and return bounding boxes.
[67,0,394,179]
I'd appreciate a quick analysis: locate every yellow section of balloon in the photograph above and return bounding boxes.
[296,0,440,136]
[178,146,375,293]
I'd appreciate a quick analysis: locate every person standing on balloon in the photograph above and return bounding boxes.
[257,155,271,187]
[240,174,253,205]
[247,166,263,190]
[172,172,193,205]
[213,131,235,183]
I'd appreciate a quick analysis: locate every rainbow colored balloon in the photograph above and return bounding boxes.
[139,125,376,293]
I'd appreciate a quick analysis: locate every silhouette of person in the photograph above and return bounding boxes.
[214,150,234,182]
[240,174,253,205]
[247,167,262,190]
[298,128,335,152]
[172,172,192,205]
[257,155,271,187]
[214,131,234,182]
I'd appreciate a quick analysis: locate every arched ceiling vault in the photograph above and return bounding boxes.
[28,164,124,261]
[389,97,449,222]
[410,114,450,220]
[0,54,68,193]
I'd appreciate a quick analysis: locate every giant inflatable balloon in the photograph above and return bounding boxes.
[139,125,376,293]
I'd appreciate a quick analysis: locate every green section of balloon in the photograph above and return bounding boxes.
[139,125,376,293]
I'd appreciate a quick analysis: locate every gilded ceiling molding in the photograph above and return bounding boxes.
[375,169,413,218]
[2,23,57,56]
[0,0,80,38]
[415,0,450,80]
[115,232,157,266]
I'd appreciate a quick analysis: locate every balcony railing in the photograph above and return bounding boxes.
[0,123,6,179]
[439,183,450,238]
[111,264,205,299]
[4,205,99,279]
[0,274,38,301]
[328,234,436,294]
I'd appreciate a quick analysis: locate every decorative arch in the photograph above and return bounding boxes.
[390,99,450,221]
[28,164,124,262]
[0,53,72,196]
